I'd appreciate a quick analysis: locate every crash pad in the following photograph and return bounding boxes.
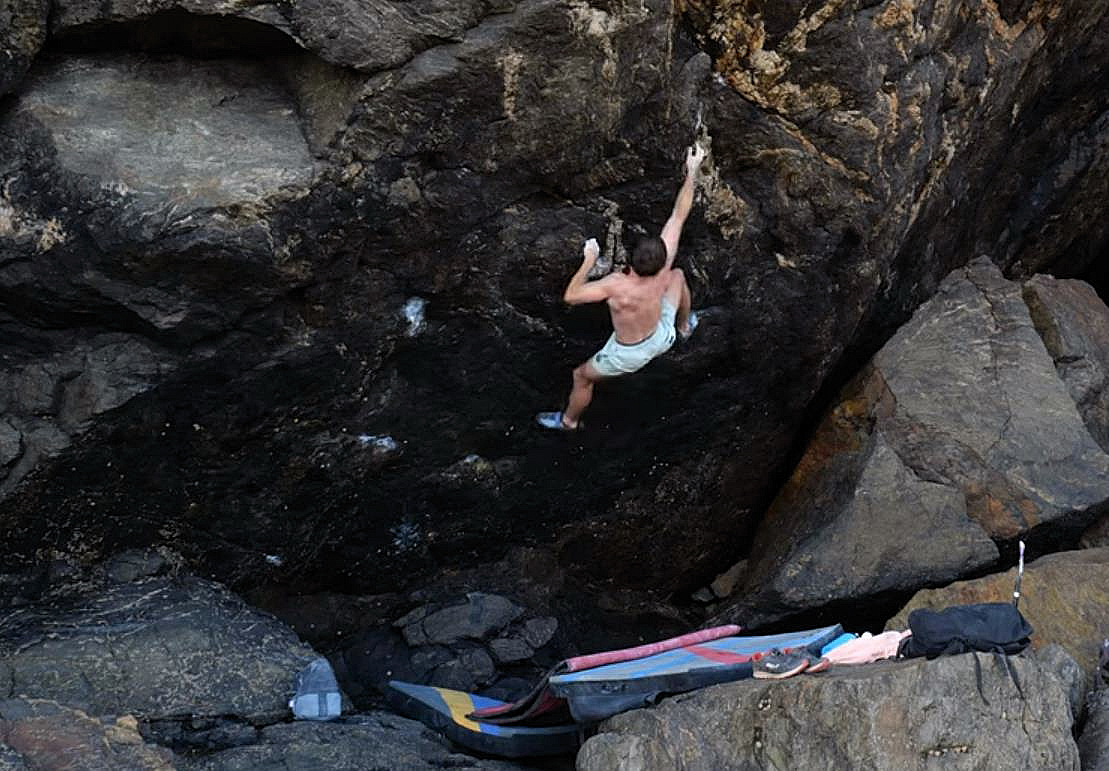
[549,624,844,721]
[470,624,742,726]
[386,681,579,758]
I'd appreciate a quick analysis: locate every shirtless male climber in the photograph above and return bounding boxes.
[536,143,706,431]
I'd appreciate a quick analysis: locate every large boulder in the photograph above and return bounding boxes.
[0,574,317,722]
[717,259,1109,628]
[1029,272,1109,549]
[886,548,1109,684]
[0,52,318,345]
[1023,274,1109,452]
[577,652,1081,771]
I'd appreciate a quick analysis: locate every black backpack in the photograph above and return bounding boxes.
[898,602,1033,702]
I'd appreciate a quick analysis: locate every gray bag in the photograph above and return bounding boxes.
[289,657,342,721]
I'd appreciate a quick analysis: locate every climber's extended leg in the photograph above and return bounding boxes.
[537,360,604,430]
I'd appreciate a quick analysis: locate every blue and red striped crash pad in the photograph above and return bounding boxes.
[548,624,844,722]
[386,681,579,758]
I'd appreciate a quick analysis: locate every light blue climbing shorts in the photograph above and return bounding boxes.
[591,300,678,377]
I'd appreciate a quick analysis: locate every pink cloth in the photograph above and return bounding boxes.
[824,630,910,665]
[562,625,743,673]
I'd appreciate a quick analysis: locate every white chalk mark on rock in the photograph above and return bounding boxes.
[403,297,427,336]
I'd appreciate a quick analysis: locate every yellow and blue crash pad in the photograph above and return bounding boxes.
[386,681,579,758]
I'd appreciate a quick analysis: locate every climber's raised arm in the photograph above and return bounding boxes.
[659,144,706,269]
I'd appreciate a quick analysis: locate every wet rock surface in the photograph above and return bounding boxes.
[577,651,1082,771]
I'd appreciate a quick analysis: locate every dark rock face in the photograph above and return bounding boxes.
[0,0,742,601]
[716,259,1109,628]
[0,574,316,721]
[1,0,1109,619]
[0,0,47,96]
[0,335,175,497]
[577,651,1081,771]
[684,0,1109,294]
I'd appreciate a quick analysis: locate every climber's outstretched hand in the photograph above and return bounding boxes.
[685,143,706,176]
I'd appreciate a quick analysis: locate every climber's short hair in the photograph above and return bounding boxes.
[630,237,667,276]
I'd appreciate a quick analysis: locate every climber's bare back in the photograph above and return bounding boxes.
[594,270,671,344]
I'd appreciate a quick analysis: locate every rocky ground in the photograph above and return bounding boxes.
[0,548,1107,770]
[2,0,1109,767]
[0,549,1106,769]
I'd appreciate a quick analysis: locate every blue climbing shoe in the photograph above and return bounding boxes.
[679,310,699,341]
[536,411,582,431]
